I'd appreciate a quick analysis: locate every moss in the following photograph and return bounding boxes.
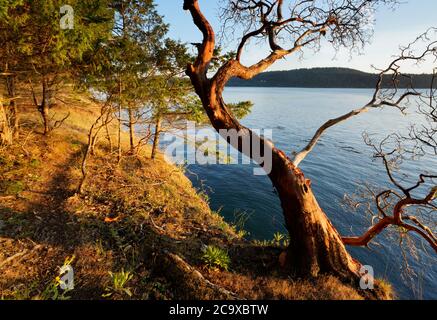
[0,180,24,195]
[29,159,41,168]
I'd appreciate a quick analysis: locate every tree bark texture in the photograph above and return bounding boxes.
[183,0,361,280]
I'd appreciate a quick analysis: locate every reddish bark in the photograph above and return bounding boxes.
[183,0,361,279]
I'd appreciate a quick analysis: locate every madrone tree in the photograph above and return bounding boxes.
[181,0,436,281]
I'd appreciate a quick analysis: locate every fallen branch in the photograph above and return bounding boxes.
[0,249,29,269]
[156,251,240,300]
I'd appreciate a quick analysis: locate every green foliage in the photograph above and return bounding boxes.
[3,282,37,300]
[0,0,22,19]
[253,232,290,247]
[1,255,73,300]
[84,0,200,150]
[0,280,71,301]
[273,232,285,244]
[209,47,236,71]
[188,100,254,125]
[1,0,113,72]
[228,101,254,119]
[198,190,210,203]
[39,256,75,300]
[103,269,134,298]
[0,180,24,195]
[0,0,114,132]
[152,281,168,295]
[201,245,231,271]
[39,280,71,301]
[230,210,251,239]
[252,239,273,247]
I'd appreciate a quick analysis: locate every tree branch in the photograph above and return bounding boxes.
[292,29,436,166]
[183,0,215,77]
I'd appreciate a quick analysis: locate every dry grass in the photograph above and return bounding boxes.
[0,87,393,300]
[204,271,365,300]
[374,279,395,300]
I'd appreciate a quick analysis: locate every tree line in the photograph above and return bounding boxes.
[0,0,251,188]
[228,67,436,88]
[0,0,199,150]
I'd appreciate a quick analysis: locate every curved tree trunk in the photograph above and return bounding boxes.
[195,81,360,279]
[268,150,360,278]
[183,0,361,280]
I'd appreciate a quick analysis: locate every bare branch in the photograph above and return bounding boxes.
[293,28,437,166]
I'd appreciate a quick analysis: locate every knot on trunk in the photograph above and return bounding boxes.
[301,179,312,194]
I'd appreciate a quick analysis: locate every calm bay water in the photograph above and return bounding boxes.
[179,87,436,299]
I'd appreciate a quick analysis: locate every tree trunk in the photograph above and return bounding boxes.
[117,103,122,163]
[6,75,19,138]
[38,79,50,135]
[269,150,360,279]
[105,122,113,153]
[78,136,92,195]
[11,102,19,138]
[151,116,162,160]
[128,106,135,154]
[117,78,122,164]
[0,97,13,146]
[183,0,361,281]
[41,104,50,135]
[198,84,360,279]
[90,135,99,156]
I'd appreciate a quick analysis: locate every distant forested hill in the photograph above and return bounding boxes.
[226,67,434,88]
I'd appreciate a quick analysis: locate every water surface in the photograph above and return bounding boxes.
[180,87,436,299]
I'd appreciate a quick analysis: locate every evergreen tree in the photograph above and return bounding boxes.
[0,0,113,134]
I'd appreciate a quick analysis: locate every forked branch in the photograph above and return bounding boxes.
[343,136,437,253]
[293,29,437,166]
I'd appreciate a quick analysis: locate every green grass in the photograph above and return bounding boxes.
[103,269,134,298]
[201,245,231,271]
[252,232,289,247]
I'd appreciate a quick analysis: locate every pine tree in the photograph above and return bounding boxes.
[0,0,113,135]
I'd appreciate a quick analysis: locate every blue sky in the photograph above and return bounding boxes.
[156,0,437,73]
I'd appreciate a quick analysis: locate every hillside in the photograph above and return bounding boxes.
[227,67,434,88]
[0,89,393,300]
